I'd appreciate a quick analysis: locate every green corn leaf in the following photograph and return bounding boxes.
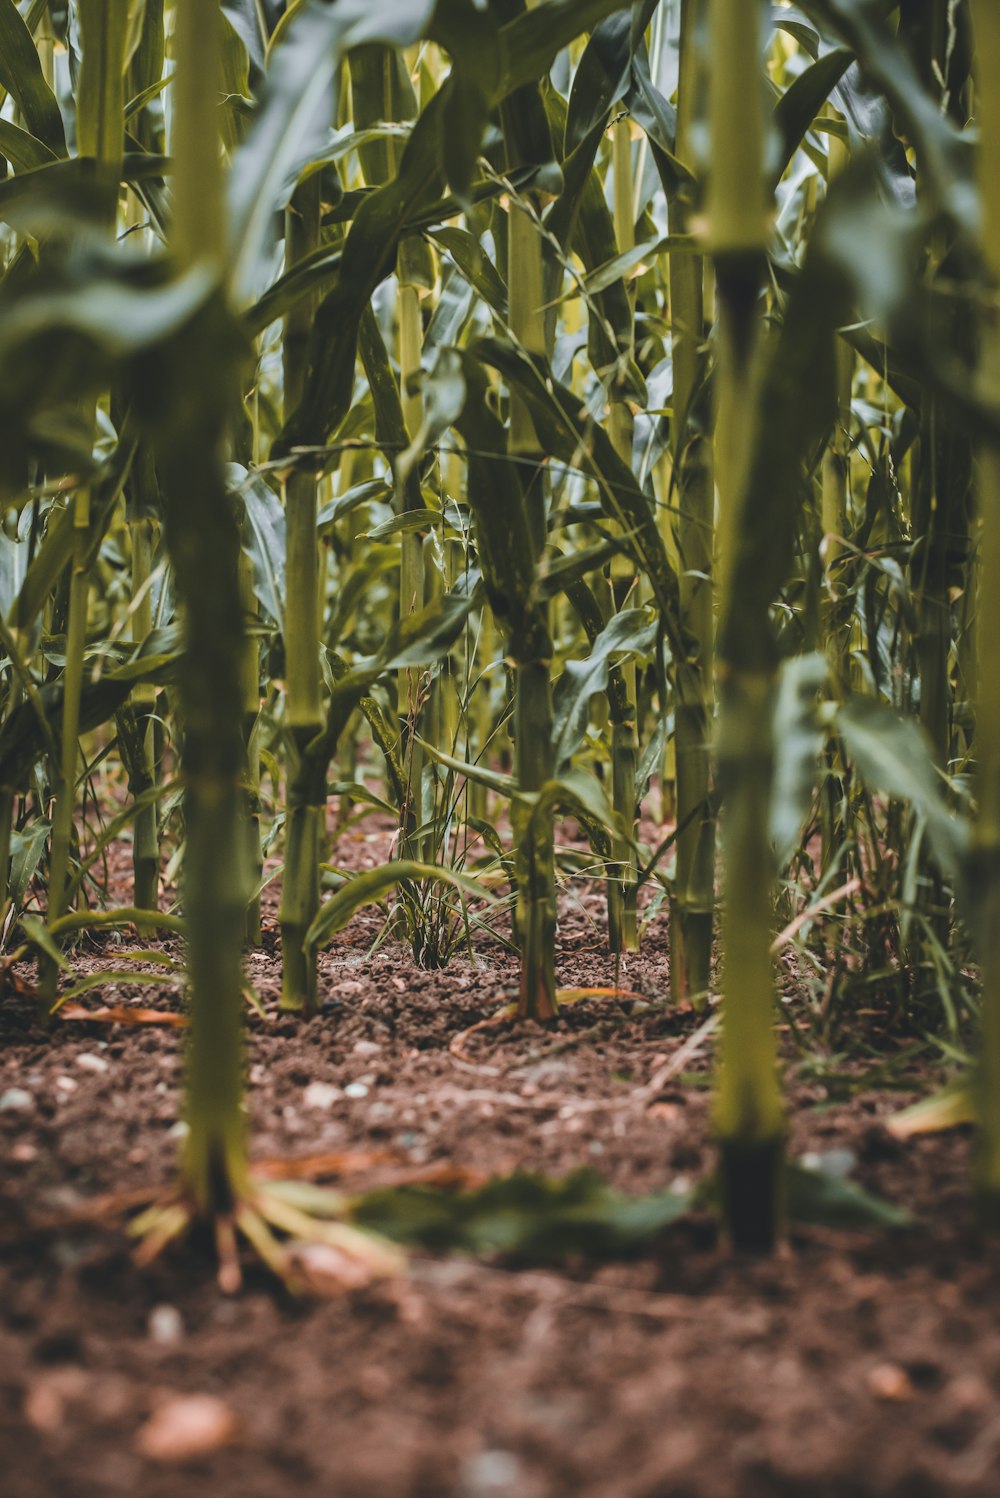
[8,821,50,919]
[228,464,286,624]
[786,1159,915,1231]
[0,0,67,157]
[769,653,828,866]
[469,337,682,651]
[771,46,853,188]
[529,766,620,842]
[886,1083,974,1140]
[229,0,437,301]
[316,479,391,532]
[565,9,636,152]
[0,120,58,174]
[397,347,467,481]
[429,226,508,318]
[496,0,640,101]
[222,0,267,74]
[552,607,658,771]
[417,740,519,800]
[835,695,967,882]
[430,0,500,206]
[364,508,441,542]
[796,0,975,234]
[377,571,485,671]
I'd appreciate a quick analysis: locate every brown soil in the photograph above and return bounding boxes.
[0,816,996,1497]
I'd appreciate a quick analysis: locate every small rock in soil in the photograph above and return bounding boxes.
[136,1394,238,1463]
[867,1362,915,1401]
[147,1305,184,1345]
[0,1087,33,1111]
[75,1052,110,1074]
[303,1081,342,1110]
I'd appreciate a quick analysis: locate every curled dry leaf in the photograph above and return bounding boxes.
[57,1004,188,1028]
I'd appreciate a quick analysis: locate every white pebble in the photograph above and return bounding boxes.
[303,1081,342,1111]
[148,1304,184,1345]
[0,1088,32,1112]
[76,1052,109,1075]
[345,1082,369,1100]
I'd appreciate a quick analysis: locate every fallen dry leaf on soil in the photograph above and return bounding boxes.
[56,1004,188,1028]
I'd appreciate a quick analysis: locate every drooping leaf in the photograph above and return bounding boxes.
[886,1083,974,1140]
[306,858,496,953]
[786,1159,915,1231]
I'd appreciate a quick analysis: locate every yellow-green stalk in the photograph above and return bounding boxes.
[669,0,716,1005]
[709,0,784,1251]
[167,0,249,1215]
[279,172,324,1013]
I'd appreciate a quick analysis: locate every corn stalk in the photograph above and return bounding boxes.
[669,0,715,1006]
[165,0,249,1216]
[43,0,130,1007]
[607,111,639,957]
[279,171,324,1014]
[709,0,784,1251]
[970,0,1000,1224]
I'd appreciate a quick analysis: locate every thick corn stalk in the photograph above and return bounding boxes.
[165,0,249,1215]
[709,0,784,1251]
[669,0,715,1006]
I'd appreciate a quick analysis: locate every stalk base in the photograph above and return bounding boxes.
[717,1136,785,1254]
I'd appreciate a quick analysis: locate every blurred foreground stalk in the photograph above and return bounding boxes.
[969,0,1000,1224]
